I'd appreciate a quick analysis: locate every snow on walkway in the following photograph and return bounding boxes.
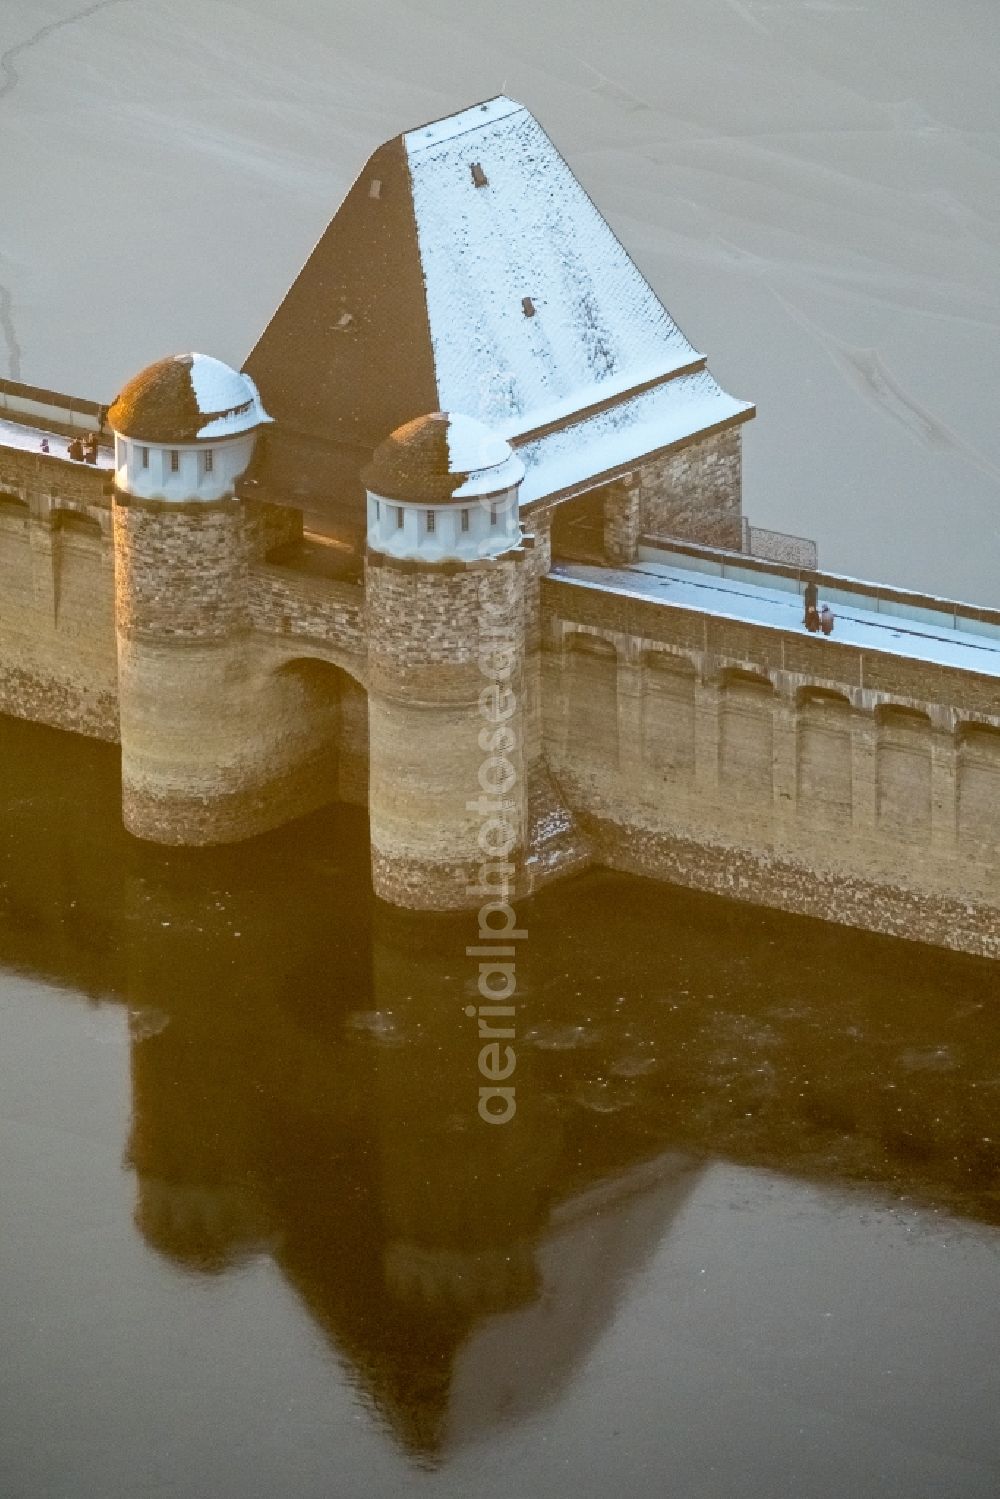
[0,415,113,470]
[554,559,1000,681]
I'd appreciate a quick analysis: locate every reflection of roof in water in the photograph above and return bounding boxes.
[2,713,999,1457]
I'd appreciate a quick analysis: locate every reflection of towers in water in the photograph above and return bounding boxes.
[12,715,996,1459]
[368,907,702,1453]
[120,873,700,1459]
[370,905,558,1316]
[121,803,373,1271]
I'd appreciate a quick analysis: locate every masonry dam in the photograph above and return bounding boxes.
[1,372,998,962]
[1,98,998,961]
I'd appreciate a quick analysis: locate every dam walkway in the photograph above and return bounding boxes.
[554,541,1000,681]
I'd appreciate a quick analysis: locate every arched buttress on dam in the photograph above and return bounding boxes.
[958,723,1000,859]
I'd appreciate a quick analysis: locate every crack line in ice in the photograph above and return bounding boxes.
[0,0,132,103]
[0,280,22,379]
[761,278,1000,492]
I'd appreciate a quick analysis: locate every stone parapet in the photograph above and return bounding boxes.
[249,563,365,656]
[544,575,1000,723]
[1,443,112,511]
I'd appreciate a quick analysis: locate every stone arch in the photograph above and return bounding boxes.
[565,630,619,766]
[957,722,1000,858]
[796,686,853,827]
[52,509,101,533]
[876,705,931,842]
[0,490,29,518]
[52,508,103,539]
[270,656,369,814]
[719,667,775,797]
[641,649,695,782]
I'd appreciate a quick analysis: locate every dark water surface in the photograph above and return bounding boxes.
[1,716,999,1498]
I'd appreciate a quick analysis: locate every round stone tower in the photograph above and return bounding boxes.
[109,353,272,844]
[364,412,528,909]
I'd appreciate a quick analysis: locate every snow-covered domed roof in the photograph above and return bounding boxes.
[108,353,271,443]
[362,412,524,503]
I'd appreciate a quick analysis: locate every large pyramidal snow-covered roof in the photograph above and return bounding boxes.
[243,97,751,526]
[402,97,700,431]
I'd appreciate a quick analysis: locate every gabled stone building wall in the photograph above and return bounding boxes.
[637,427,743,550]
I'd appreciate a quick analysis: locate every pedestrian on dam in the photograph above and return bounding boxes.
[39,437,49,454]
[804,578,820,633]
[820,603,834,636]
[67,436,85,462]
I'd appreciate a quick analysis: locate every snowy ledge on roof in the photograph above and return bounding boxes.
[444,412,513,473]
[452,451,525,499]
[405,96,522,152]
[183,354,271,439]
[517,370,753,506]
[553,560,1000,681]
[498,357,705,442]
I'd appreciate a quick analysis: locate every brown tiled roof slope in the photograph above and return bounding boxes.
[362,413,503,503]
[108,355,255,443]
[241,96,746,540]
[243,134,438,455]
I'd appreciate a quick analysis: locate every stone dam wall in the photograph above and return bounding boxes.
[1,428,998,958]
[542,573,1000,960]
[0,452,118,739]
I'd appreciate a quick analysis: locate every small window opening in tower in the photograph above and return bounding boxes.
[490,502,499,526]
[396,506,404,530]
[461,509,470,532]
[140,447,149,469]
[426,510,436,533]
[369,178,382,199]
[471,162,488,188]
[374,499,380,520]
[522,296,536,318]
[170,450,180,473]
[203,449,213,475]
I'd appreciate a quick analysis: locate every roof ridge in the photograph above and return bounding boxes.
[403,96,525,153]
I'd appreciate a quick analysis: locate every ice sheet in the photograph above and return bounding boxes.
[1,0,998,603]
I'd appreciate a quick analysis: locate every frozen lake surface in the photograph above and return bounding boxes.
[1,0,999,602]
